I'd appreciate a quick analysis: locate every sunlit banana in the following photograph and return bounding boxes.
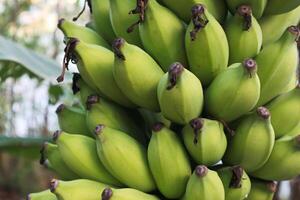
[246,179,277,200]
[101,187,159,200]
[226,0,268,19]
[27,190,57,200]
[264,0,300,15]
[72,73,97,106]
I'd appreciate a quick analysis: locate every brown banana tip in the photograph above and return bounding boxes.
[191,4,205,15]
[50,179,59,193]
[53,130,62,142]
[167,62,184,90]
[237,5,252,15]
[288,26,300,36]
[57,18,65,28]
[230,166,244,188]
[112,38,126,60]
[72,73,81,94]
[266,181,277,193]
[55,104,65,114]
[257,107,270,119]
[243,58,257,76]
[86,94,100,110]
[102,188,113,200]
[195,165,208,177]
[190,118,204,144]
[94,124,106,135]
[152,122,164,132]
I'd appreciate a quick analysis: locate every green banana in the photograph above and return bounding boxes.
[157,62,203,124]
[255,26,300,106]
[50,179,110,200]
[112,38,164,111]
[205,59,260,122]
[147,123,191,199]
[185,4,229,86]
[251,135,300,180]
[264,0,300,15]
[182,165,225,200]
[217,166,251,200]
[101,187,159,200]
[109,0,142,46]
[223,107,275,172]
[72,73,97,106]
[56,104,90,136]
[53,131,122,186]
[129,0,188,72]
[259,6,300,46]
[226,0,268,19]
[27,190,57,200]
[182,118,227,166]
[246,179,277,200]
[225,5,263,64]
[40,142,78,180]
[94,125,156,192]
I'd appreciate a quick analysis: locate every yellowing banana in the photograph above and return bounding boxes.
[101,187,159,200]
[27,190,57,200]
[226,0,268,19]
[264,0,300,15]
[246,179,277,200]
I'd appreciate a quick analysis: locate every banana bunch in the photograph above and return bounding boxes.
[28,0,300,199]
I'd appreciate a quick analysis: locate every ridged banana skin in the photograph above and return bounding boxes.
[27,190,57,200]
[57,19,110,49]
[255,28,299,107]
[182,118,227,166]
[182,166,225,200]
[102,188,159,200]
[185,7,229,86]
[54,132,121,186]
[251,135,300,180]
[138,0,188,72]
[223,108,275,172]
[264,0,300,15]
[225,7,262,64]
[157,65,203,124]
[147,124,191,199]
[205,62,260,122]
[74,41,135,108]
[246,179,276,200]
[90,0,116,43]
[113,39,164,111]
[109,0,142,47]
[259,6,300,46]
[217,167,251,200]
[266,87,300,138]
[95,126,156,192]
[226,0,268,19]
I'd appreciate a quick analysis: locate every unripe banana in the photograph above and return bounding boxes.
[94,125,156,192]
[56,104,90,136]
[157,63,203,124]
[112,38,164,111]
[256,26,300,106]
[225,5,262,64]
[50,179,110,200]
[226,0,268,19]
[182,165,225,200]
[279,71,298,95]
[182,118,227,166]
[223,107,275,172]
[53,131,121,186]
[109,0,142,47]
[217,166,251,200]
[57,18,109,48]
[101,187,159,200]
[147,123,191,199]
[205,59,260,122]
[264,0,300,15]
[40,142,78,180]
[251,135,300,180]
[246,179,277,200]
[185,4,229,86]
[27,190,57,200]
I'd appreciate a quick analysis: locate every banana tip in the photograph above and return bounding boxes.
[53,130,62,142]
[50,179,59,192]
[152,122,164,132]
[195,165,208,177]
[102,188,113,200]
[112,38,126,60]
[94,124,105,135]
[237,5,252,15]
[191,4,205,15]
[288,26,300,37]
[56,104,65,114]
[57,18,65,28]
[267,181,277,193]
[230,166,244,188]
[86,95,99,110]
[256,107,270,119]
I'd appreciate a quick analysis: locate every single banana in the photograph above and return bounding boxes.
[27,190,57,200]
[101,187,159,200]
[182,165,225,200]
[259,6,300,46]
[72,73,97,106]
[94,125,156,192]
[226,0,268,19]
[205,59,260,122]
[217,166,251,200]
[246,179,277,200]
[50,179,110,200]
[251,135,300,180]
[112,38,164,111]
[53,131,121,186]
[225,5,262,64]
[223,107,275,172]
[129,0,188,72]
[264,0,300,15]
[185,4,229,86]
[182,118,227,166]
[256,26,300,107]
[157,62,203,124]
[109,0,142,47]
[147,122,191,199]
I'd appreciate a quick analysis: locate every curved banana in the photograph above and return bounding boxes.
[53,131,121,186]
[72,73,97,106]
[246,179,277,200]
[27,190,57,200]
[223,107,275,172]
[217,166,251,200]
[157,62,203,124]
[182,165,225,200]
[101,187,159,200]
[112,38,164,111]
[225,5,262,64]
[264,0,300,15]
[147,123,191,198]
[226,0,268,19]
[94,125,156,192]
[182,118,227,166]
[205,58,260,122]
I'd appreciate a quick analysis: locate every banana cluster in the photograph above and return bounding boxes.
[28,0,300,199]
